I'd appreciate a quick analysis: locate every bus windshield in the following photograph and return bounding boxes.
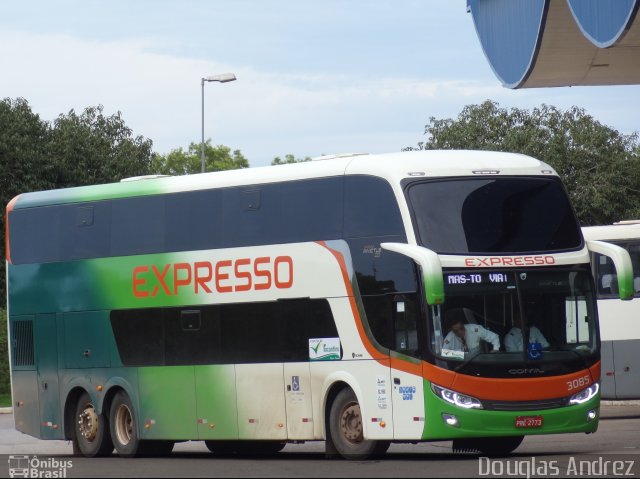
[406,177,582,254]
[429,267,598,377]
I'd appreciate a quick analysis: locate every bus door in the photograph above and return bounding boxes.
[389,295,426,440]
[36,313,61,439]
[283,363,314,439]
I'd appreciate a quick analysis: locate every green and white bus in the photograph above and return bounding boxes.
[5,150,633,459]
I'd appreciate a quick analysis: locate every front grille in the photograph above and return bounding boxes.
[482,397,569,411]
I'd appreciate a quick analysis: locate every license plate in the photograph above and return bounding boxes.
[515,415,543,428]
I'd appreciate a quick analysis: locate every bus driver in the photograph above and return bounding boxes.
[442,309,501,355]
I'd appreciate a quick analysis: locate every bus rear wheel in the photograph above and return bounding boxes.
[328,388,390,460]
[109,390,174,457]
[109,391,142,457]
[73,392,113,457]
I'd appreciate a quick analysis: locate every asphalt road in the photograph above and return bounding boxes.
[1,404,639,478]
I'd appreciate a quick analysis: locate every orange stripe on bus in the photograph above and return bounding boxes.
[5,194,21,265]
[317,241,386,361]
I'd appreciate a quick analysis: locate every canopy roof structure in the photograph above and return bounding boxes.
[467,0,640,88]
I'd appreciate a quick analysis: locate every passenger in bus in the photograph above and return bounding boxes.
[442,309,501,354]
[504,319,550,352]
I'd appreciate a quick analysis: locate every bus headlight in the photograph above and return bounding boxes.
[569,382,600,405]
[431,384,483,409]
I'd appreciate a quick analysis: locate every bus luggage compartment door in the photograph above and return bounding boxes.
[235,363,287,440]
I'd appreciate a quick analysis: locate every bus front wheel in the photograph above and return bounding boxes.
[73,392,113,457]
[328,388,390,460]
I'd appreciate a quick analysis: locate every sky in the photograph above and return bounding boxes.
[1,0,639,167]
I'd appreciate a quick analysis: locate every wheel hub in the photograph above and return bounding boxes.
[78,405,99,441]
[340,403,363,443]
[114,404,133,446]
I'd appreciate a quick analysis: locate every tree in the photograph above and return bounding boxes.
[271,154,311,165]
[152,140,249,175]
[406,100,640,226]
[47,105,154,187]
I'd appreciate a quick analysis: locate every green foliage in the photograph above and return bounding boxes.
[0,309,8,395]
[406,100,640,226]
[152,140,249,175]
[271,154,311,165]
[47,105,154,187]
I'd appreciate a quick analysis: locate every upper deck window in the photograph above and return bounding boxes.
[406,177,582,254]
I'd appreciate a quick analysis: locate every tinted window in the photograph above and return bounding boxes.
[164,307,220,365]
[344,176,404,238]
[280,178,343,242]
[111,308,165,366]
[111,196,165,256]
[281,298,338,361]
[348,238,415,296]
[220,301,284,363]
[10,177,345,264]
[110,299,337,366]
[60,203,112,260]
[165,189,224,252]
[406,177,582,254]
[221,187,282,247]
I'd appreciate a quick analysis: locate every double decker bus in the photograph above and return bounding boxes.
[5,150,633,459]
[582,221,640,399]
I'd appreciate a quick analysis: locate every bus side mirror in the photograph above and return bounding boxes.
[380,243,445,305]
[586,240,634,300]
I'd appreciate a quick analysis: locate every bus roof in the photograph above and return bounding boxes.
[582,222,640,241]
[9,150,556,210]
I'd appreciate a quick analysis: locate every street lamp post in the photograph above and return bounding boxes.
[201,72,237,173]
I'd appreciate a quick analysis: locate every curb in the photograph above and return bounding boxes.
[0,407,12,414]
[601,400,640,406]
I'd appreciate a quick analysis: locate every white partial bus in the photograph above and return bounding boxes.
[582,221,640,399]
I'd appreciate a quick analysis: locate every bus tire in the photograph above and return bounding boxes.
[73,392,113,457]
[109,390,142,457]
[328,388,390,460]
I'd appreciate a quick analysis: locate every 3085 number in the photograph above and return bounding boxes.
[567,375,590,391]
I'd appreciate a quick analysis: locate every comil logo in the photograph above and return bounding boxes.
[8,456,73,478]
